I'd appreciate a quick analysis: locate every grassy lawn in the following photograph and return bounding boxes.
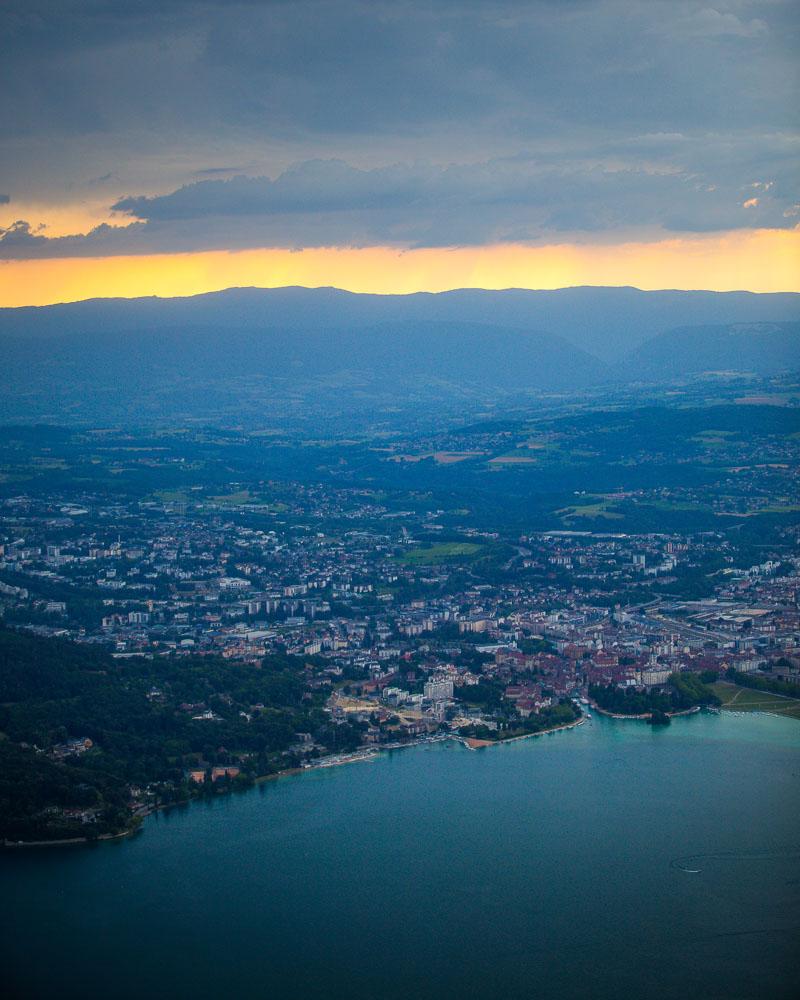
[398,542,484,565]
[711,681,800,720]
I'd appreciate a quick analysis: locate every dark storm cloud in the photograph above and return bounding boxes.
[4,0,794,138]
[3,146,797,259]
[0,0,797,257]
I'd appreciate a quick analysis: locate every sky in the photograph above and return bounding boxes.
[0,0,798,305]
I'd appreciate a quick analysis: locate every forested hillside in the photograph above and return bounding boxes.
[0,628,353,843]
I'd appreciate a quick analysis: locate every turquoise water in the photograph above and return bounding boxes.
[2,713,799,1000]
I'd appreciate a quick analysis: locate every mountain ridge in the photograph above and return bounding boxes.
[2,284,799,362]
[1,287,798,427]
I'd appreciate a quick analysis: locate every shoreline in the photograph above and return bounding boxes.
[2,825,138,851]
[2,737,445,849]
[1,714,581,850]
[591,703,702,721]
[459,715,586,749]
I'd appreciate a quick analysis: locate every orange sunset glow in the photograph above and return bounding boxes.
[0,229,797,307]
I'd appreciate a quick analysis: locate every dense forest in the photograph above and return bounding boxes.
[458,697,580,741]
[590,673,720,717]
[0,627,355,843]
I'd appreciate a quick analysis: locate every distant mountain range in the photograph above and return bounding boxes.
[3,284,799,360]
[0,286,797,426]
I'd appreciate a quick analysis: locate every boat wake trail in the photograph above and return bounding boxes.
[670,846,800,874]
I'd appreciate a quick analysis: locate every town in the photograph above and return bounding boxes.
[1,398,799,842]
[2,473,798,767]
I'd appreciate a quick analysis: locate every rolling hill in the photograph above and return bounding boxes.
[618,322,800,381]
[1,286,798,426]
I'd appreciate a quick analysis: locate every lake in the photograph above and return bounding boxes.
[2,712,799,1000]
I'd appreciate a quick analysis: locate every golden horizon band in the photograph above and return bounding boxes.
[0,229,797,307]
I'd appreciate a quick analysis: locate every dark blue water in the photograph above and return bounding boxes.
[2,713,799,1000]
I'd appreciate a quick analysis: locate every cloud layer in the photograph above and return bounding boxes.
[0,1,797,258]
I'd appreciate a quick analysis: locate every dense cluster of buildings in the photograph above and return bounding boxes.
[2,484,799,740]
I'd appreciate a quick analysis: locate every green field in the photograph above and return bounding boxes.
[711,681,800,720]
[208,490,260,505]
[153,489,190,502]
[398,542,484,565]
[556,498,624,522]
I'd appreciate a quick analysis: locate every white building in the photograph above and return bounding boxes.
[424,676,454,702]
